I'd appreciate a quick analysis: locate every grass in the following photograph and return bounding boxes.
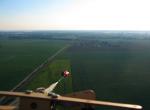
[26,59,72,94]
[65,39,150,110]
[0,39,68,90]
[1,36,150,109]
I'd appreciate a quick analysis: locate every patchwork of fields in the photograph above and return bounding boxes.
[1,31,150,110]
[0,39,68,90]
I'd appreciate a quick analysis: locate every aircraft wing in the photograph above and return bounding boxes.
[0,91,142,110]
[57,95,142,109]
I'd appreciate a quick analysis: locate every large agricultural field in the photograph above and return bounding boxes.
[65,38,150,110]
[1,31,150,110]
[0,34,69,90]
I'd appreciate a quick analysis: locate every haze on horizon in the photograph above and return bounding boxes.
[0,0,150,31]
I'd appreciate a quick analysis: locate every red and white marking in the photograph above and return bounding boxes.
[62,70,70,77]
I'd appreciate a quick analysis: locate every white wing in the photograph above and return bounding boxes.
[44,82,59,95]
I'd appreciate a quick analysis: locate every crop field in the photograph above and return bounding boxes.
[63,39,150,110]
[0,39,68,90]
[1,31,150,110]
[26,36,150,110]
[26,59,72,94]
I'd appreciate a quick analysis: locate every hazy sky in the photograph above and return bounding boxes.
[0,0,150,30]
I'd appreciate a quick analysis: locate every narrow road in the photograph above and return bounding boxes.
[11,45,70,91]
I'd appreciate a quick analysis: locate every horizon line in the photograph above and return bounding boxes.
[1,29,150,32]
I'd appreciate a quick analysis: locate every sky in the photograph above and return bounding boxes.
[0,0,150,30]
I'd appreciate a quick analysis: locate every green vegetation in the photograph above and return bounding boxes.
[1,31,150,110]
[65,39,150,110]
[0,39,68,90]
[26,59,72,94]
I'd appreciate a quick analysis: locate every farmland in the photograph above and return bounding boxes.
[0,38,68,90]
[1,31,150,110]
[26,59,72,94]
[65,38,150,110]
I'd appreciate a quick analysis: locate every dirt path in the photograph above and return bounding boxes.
[11,45,70,91]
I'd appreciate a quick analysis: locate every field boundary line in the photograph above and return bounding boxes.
[11,45,70,91]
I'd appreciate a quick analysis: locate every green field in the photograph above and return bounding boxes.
[0,39,68,90]
[26,59,72,94]
[1,31,150,110]
[63,39,150,110]
[28,38,150,110]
